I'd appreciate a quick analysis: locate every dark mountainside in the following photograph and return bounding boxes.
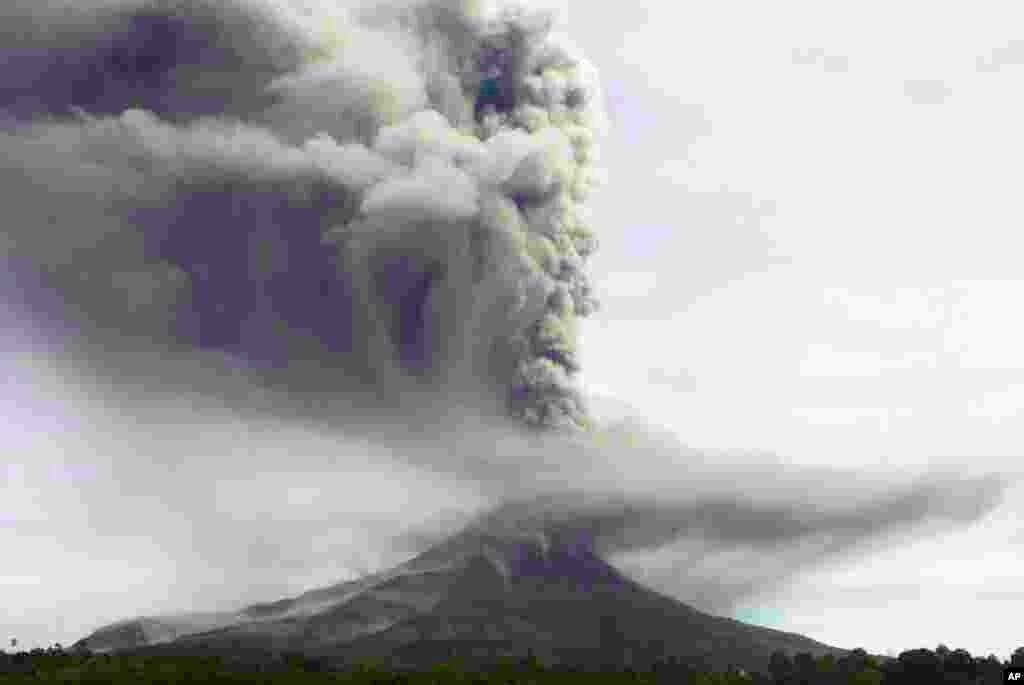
[74,519,851,674]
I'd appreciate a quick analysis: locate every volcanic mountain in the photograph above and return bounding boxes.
[74,507,850,673]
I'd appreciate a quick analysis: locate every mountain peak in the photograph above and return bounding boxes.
[75,511,849,673]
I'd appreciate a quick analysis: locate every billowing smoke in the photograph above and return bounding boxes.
[0,0,1013,634]
[1,0,604,430]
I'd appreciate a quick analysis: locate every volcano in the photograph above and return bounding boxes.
[74,508,850,673]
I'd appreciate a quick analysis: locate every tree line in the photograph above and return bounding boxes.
[1,641,1021,683]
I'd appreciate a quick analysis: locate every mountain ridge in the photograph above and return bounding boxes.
[74,518,853,673]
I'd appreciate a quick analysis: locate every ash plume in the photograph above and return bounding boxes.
[1,0,605,430]
[0,0,1014,632]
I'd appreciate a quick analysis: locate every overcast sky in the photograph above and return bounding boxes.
[566,0,1024,659]
[2,0,1023,662]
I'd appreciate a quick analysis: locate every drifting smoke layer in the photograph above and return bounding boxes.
[0,0,1013,630]
[0,0,606,429]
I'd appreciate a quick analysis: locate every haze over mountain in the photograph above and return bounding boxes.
[1,0,1018,662]
[75,502,857,673]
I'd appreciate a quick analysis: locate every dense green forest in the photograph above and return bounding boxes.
[1,643,1022,684]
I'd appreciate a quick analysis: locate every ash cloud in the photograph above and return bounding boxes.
[1,0,604,430]
[0,0,1014,638]
[392,408,1012,613]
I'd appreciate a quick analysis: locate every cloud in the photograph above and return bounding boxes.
[792,47,849,73]
[903,79,952,105]
[0,0,1015,648]
[395,423,1010,613]
[977,40,1024,72]
[646,367,697,392]
[798,344,939,377]
[1,0,606,432]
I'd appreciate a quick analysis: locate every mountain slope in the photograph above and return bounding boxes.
[74,523,849,673]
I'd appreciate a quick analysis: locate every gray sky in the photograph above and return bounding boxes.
[565,0,1024,658]
[2,0,1022,661]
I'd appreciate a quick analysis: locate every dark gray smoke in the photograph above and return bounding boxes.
[2,0,604,430]
[0,0,1013,631]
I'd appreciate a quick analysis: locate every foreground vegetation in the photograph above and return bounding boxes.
[0,643,1021,683]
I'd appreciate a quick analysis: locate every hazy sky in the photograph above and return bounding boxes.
[2,0,1022,662]
[564,0,1024,659]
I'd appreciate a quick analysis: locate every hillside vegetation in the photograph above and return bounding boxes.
[1,642,1021,684]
